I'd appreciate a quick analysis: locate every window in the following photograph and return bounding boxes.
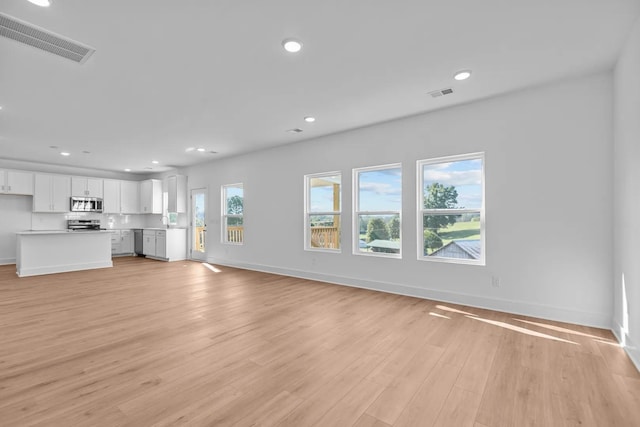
[305,172,341,251]
[353,164,402,257]
[222,183,243,244]
[418,153,484,264]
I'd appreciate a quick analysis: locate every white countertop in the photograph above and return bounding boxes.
[18,228,188,235]
[106,227,188,231]
[16,230,113,235]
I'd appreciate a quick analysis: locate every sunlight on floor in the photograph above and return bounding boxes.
[202,263,222,273]
[594,339,621,347]
[466,315,579,345]
[429,312,451,319]
[512,318,612,341]
[435,304,477,316]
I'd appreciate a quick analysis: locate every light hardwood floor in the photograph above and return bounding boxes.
[1,257,639,426]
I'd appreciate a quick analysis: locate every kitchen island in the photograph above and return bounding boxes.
[16,230,112,277]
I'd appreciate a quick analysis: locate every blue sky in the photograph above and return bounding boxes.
[423,159,482,209]
[310,175,341,212]
[358,167,402,211]
[308,159,481,212]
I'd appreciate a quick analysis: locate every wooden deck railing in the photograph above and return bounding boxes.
[227,226,244,243]
[310,226,339,249]
[198,226,335,248]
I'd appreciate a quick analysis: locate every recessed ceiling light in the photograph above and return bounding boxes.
[282,39,303,53]
[124,168,131,172]
[151,160,159,164]
[27,0,52,7]
[82,150,91,154]
[49,145,58,149]
[454,70,472,81]
[304,116,316,123]
[196,148,206,152]
[60,152,70,156]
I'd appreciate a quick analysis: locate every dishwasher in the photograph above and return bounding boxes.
[133,229,144,256]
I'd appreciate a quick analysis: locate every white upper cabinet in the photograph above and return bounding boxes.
[103,179,121,213]
[0,170,34,195]
[140,179,162,214]
[71,177,103,198]
[167,175,187,213]
[120,180,140,214]
[33,174,70,212]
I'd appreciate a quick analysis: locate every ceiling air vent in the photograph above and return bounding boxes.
[428,88,454,98]
[0,12,95,64]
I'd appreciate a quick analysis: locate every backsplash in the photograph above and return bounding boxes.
[31,212,158,230]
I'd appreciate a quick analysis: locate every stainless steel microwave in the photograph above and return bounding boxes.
[70,197,103,212]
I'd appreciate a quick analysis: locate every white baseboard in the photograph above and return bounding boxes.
[0,257,16,265]
[612,321,640,373]
[207,257,612,329]
[17,261,113,277]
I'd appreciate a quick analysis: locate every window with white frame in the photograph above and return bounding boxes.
[222,183,243,244]
[305,172,341,251]
[418,153,484,264]
[353,164,402,257]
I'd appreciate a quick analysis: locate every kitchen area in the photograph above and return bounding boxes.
[1,169,189,277]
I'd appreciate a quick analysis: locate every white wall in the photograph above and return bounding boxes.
[185,72,614,328]
[0,195,33,264]
[613,16,640,369]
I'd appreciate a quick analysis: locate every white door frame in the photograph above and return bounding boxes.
[190,188,208,261]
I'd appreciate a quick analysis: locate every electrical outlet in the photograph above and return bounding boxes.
[491,276,501,288]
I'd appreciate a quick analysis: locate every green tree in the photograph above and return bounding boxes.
[227,195,243,214]
[359,216,368,234]
[423,230,443,254]
[424,183,458,231]
[366,217,390,242]
[388,216,400,239]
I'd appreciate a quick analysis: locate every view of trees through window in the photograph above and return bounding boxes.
[420,155,484,263]
[222,184,243,244]
[354,165,402,256]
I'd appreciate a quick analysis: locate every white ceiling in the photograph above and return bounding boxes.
[1,0,639,174]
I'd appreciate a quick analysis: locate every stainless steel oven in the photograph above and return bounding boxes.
[67,219,102,231]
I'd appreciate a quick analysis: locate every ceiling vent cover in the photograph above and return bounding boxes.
[0,12,95,64]
[429,88,454,98]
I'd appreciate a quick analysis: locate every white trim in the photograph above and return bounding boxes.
[0,257,16,265]
[612,321,640,373]
[189,187,208,262]
[417,152,485,265]
[304,171,342,252]
[206,257,612,329]
[353,163,402,257]
[17,261,113,278]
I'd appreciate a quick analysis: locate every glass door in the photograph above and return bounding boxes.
[191,188,207,261]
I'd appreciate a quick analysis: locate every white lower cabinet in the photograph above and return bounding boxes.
[142,229,186,261]
[155,230,167,259]
[121,230,133,254]
[111,230,134,256]
[143,230,156,257]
